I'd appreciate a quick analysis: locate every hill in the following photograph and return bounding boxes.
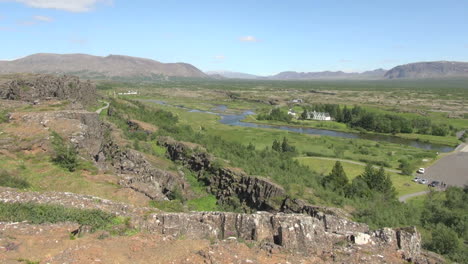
[206,70,261,79]
[0,53,207,80]
[384,61,468,79]
[268,69,386,80]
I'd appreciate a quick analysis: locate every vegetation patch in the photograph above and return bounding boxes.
[0,202,115,231]
[0,170,30,189]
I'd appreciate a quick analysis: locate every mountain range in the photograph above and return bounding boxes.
[1,53,467,81]
[0,53,207,80]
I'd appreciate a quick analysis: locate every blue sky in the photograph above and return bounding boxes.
[0,0,467,75]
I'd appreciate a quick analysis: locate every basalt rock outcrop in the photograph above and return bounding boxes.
[95,139,190,200]
[159,137,366,224]
[0,74,96,106]
[0,187,427,263]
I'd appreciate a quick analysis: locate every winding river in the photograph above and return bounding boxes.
[143,100,455,152]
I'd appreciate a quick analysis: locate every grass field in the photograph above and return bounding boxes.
[141,100,437,170]
[296,157,428,196]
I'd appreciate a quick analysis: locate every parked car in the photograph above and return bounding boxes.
[417,168,425,174]
[413,177,421,183]
[429,181,440,187]
[419,179,428,184]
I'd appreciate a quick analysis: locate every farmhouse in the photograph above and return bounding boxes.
[291,99,303,103]
[118,91,138,95]
[307,110,331,121]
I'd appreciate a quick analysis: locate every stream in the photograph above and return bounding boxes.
[142,99,455,152]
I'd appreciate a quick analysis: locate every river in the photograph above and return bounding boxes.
[142,99,455,152]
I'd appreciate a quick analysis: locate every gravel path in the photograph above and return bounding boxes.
[95,100,110,114]
[398,190,430,203]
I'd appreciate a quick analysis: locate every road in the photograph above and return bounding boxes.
[95,101,110,114]
[398,190,430,203]
[422,143,468,187]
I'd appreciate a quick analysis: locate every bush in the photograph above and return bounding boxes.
[426,224,464,261]
[0,170,30,189]
[0,202,114,231]
[50,131,79,172]
[0,110,8,123]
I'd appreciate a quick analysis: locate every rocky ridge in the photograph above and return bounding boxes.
[0,187,425,263]
[0,73,96,106]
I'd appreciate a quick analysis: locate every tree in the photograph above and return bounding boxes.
[427,224,462,256]
[281,137,296,153]
[272,139,281,152]
[399,159,414,176]
[322,161,349,193]
[361,164,395,199]
[300,109,308,120]
[51,131,79,172]
[345,176,371,198]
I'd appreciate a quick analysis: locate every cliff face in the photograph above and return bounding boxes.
[0,187,424,263]
[159,137,360,220]
[95,139,190,200]
[0,74,96,106]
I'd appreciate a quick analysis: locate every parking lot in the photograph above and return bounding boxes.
[421,144,468,187]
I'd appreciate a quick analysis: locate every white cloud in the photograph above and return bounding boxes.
[338,59,351,63]
[239,36,259,42]
[6,0,112,12]
[33,15,52,22]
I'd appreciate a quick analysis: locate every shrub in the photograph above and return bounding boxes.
[0,110,8,123]
[50,131,79,172]
[0,202,114,231]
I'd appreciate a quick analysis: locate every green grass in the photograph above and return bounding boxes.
[0,202,115,231]
[296,156,428,196]
[0,152,136,205]
[144,101,437,170]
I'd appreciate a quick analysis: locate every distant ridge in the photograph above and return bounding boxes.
[384,61,468,79]
[268,69,386,80]
[0,53,207,80]
[205,71,261,79]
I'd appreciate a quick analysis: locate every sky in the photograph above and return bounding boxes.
[0,0,467,75]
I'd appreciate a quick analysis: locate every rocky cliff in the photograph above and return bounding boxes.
[95,139,190,200]
[159,137,369,227]
[0,73,96,106]
[0,187,426,263]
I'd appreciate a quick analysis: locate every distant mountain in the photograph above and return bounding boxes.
[268,69,386,80]
[206,71,261,79]
[384,61,468,79]
[207,73,226,80]
[0,53,207,80]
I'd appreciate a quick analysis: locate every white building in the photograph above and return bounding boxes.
[287,109,297,117]
[307,110,331,121]
[118,91,138,95]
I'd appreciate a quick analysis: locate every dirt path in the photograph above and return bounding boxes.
[398,190,430,203]
[310,157,402,174]
[95,100,109,114]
